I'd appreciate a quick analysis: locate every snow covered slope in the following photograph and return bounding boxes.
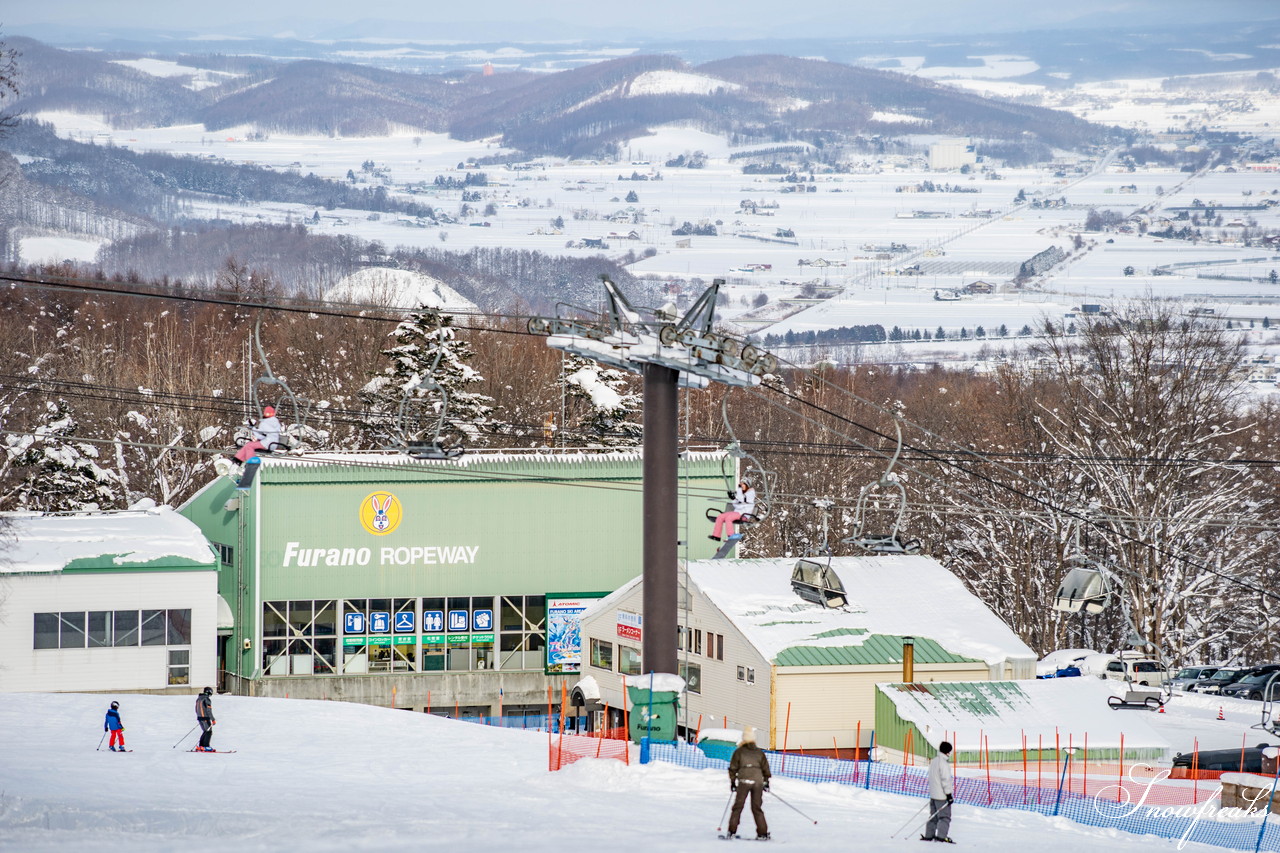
[323,267,478,313]
[0,692,1236,852]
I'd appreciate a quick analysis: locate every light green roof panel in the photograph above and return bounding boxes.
[775,634,980,667]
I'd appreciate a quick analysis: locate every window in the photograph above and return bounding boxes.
[34,613,58,649]
[88,611,112,647]
[746,667,755,684]
[166,609,192,645]
[213,542,234,565]
[715,634,725,661]
[113,611,139,646]
[679,661,702,694]
[266,600,339,675]
[619,645,642,676]
[141,610,166,646]
[694,629,702,655]
[168,649,190,685]
[58,612,86,648]
[591,638,614,671]
[737,666,746,682]
[36,609,191,653]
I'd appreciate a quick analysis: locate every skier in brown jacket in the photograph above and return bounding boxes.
[726,726,771,840]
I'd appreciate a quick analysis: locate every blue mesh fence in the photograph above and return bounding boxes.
[456,713,588,733]
[647,741,1280,852]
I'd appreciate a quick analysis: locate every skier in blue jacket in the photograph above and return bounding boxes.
[104,701,126,751]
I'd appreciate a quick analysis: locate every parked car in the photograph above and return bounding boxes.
[1219,666,1280,701]
[1188,667,1251,694]
[1170,665,1219,692]
[1173,743,1279,773]
[1101,656,1170,687]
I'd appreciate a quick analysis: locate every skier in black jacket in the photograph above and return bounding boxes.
[726,726,771,840]
[195,687,216,751]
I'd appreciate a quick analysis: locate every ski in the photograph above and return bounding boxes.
[188,748,237,753]
[102,749,133,753]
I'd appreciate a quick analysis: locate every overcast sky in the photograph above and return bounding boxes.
[6,0,1279,40]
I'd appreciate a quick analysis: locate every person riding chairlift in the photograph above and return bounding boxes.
[710,479,756,542]
[234,405,283,463]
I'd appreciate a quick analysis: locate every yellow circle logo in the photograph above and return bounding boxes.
[359,491,402,535]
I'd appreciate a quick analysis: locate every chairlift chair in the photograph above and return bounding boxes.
[705,396,775,536]
[841,418,922,555]
[1052,565,1112,615]
[236,316,309,455]
[790,559,848,608]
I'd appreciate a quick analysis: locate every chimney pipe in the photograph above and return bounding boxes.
[902,636,915,683]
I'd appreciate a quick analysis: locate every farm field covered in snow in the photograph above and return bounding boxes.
[23,65,1280,364]
[0,691,1271,853]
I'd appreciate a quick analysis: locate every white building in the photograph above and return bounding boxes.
[928,139,977,171]
[0,504,221,693]
[575,555,1036,753]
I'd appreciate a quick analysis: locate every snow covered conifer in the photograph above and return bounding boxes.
[359,306,495,451]
[559,354,642,448]
[5,399,119,511]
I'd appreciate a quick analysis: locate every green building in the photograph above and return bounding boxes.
[180,450,723,715]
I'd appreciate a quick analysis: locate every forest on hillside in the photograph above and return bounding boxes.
[0,269,1276,667]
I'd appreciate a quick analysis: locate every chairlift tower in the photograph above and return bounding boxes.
[529,277,776,675]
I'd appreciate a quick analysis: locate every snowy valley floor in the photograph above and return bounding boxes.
[0,692,1263,852]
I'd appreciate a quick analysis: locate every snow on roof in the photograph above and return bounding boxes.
[571,675,601,702]
[879,678,1171,752]
[688,556,1035,667]
[324,267,478,314]
[1,503,217,574]
[254,449,724,470]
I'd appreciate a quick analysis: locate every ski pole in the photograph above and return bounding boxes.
[909,800,950,839]
[96,731,107,751]
[890,799,934,838]
[173,725,199,749]
[768,788,817,824]
[716,790,735,832]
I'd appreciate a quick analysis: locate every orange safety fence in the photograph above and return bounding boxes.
[549,732,631,771]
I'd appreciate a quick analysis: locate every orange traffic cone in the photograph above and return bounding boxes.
[1217,706,1225,721]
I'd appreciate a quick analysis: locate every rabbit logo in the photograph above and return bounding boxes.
[359,491,402,535]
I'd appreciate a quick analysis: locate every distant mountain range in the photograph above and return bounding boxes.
[6,37,1116,157]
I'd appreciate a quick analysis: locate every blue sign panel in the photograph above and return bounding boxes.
[448,610,469,632]
[370,612,391,634]
[422,610,444,632]
[472,609,493,631]
[344,612,365,634]
[394,611,415,633]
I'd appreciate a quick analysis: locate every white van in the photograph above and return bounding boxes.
[1101,656,1170,687]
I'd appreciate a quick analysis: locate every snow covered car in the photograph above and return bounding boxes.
[1035,648,1098,678]
[1173,744,1278,774]
[1170,665,1219,692]
[1218,666,1280,701]
[1187,667,1251,694]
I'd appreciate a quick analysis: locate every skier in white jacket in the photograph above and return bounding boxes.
[923,740,955,843]
[709,480,757,541]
